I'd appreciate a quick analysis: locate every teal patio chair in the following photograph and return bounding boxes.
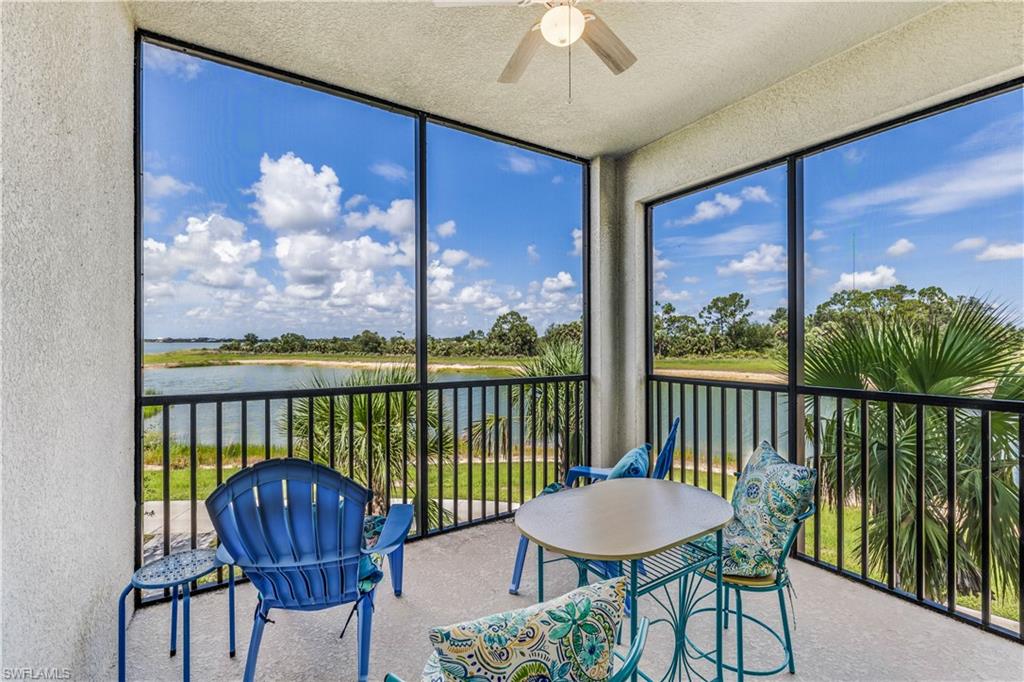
[205,459,413,682]
[508,417,680,595]
[384,577,652,682]
[684,441,816,680]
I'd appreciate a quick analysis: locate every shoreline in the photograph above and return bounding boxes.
[146,357,521,372]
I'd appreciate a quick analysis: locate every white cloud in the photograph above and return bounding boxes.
[440,248,488,269]
[886,238,916,257]
[370,161,410,182]
[527,244,540,263]
[952,237,987,252]
[976,242,1024,261]
[830,265,898,292]
[682,275,699,284]
[809,229,826,241]
[436,220,457,238]
[825,147,1024,218]
[551,175,564,185]
[456,282,507,313]
[657,288,691,301]
[144,44,202,80]
[842,148,865,164]
[661,223,776,257]
[570,228,583,256]
[716,243,786,276]
[143,205,163,223]
[144,214,264,289]
[427,261,455,301]
[344,194,368,210]
[249,152,341,232]
[502,152,539,174]
[740,186,772,203]
[343,198,415,236]
[542,271,575,293]
[144,172,198,198]
[671,186,771,226]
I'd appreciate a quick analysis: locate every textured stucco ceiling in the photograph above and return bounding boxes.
[128,1,938,158]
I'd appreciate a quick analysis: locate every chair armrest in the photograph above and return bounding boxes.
[363,503,414,557]
[610,618,651,682]
[565,465,612,487]
[215,544,235,566]
[383,675,405,682]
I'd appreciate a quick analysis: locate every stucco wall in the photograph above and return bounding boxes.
[1,2,135,677]
[603,2,1024,453]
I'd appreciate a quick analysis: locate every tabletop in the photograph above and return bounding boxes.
[515,478,734,561]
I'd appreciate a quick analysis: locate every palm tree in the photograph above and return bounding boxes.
[286,365,453,528]
[804,298,1021,602]
[469,340,585,481]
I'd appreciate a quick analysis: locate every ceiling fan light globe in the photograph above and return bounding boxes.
[540,5,585,47]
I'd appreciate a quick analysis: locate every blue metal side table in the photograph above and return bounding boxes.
[117,548,235,681]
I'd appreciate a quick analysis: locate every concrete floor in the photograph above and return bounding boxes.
[121,520,1023,681]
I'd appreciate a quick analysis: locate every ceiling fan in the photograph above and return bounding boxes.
[435,0,637,83]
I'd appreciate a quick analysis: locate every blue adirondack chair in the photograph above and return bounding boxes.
[205,459,413,682]
[508,417,681,594]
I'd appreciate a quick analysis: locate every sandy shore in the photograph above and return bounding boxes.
[654,368,785,384]
[147,357,521,372]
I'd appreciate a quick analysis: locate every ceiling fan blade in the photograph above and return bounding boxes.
[581,10,637,75]
[498,23,543,83]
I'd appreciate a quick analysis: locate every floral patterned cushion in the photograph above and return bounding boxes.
[359,514,387,593]
[694,518,777,578]
[426,578,627,681]
[607,444,651,480]
[731,441,816,566]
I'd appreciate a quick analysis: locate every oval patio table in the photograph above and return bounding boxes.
[516,478,734,681]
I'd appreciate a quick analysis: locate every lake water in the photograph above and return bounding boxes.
[145,341,223,354]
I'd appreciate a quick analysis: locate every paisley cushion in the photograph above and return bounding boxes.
[694,518,778,578]
[359,514,388,593]
[427,577,627,681]
[607,444,651,480]
[731,441,816,566]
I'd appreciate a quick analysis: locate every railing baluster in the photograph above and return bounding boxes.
[705,385,713,491]
[328,396,336,470]
[468,387,475,523]
[861,399,869,580]
[189,403,197,551]
[1017,413,1023,641]
[542,384,549,488]
[437,389,444,530]
[366,393,374,509]
[347,394,355,478]
[771,390,779,447]
[494,385,500,517]
[752,390,760,451]
[384,391,392,514]
[886,401,896,590]
[453,388,460,526]
[813,395,821,561]
[915,403,925,600]
[945,406,956,613]
[241,400,248,468]
[657,379,664,463]
[736,390,744,475]
[691,384,699,485]
[520,382,526,503]
[162,406,171,564]
[980,409,991,626]
[216,402,224,583]
[563,379,571,475]
[507,383,513,515]
[720,387,727,497]
[531,383,538,497]
[307,396,315,462]
[553,382,561,485]
[264,399,271,460]
[287,398,294,458]
[573,380,581,473]
[666,381,675,481]
[837,397,845,574]
[402,392,409,505]
[482,386,488,518]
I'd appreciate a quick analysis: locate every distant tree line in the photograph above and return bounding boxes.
[217,312,583,358]
[653,285,1022,358]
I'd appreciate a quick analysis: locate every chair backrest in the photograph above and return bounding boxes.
[651,417,681,481]
[206,459,370,609]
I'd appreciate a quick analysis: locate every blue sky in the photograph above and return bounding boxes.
[141,43,583,340]
[654,88,1023,324]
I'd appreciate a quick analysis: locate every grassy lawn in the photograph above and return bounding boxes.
[653,355,781,374]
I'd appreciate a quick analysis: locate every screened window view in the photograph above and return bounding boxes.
[651,165,788,383]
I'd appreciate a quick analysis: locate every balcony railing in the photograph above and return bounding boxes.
[135,374,588,605]
[648,374,1023,643]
